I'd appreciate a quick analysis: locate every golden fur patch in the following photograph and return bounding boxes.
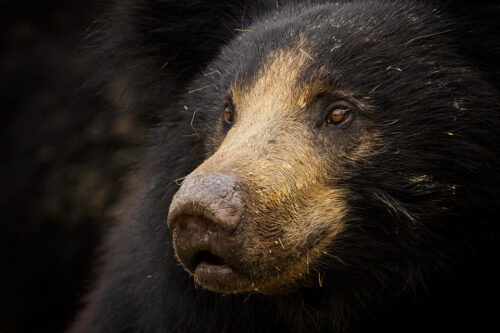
[230,35,327,121]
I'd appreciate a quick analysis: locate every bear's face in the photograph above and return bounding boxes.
[169,41,378,293]
[167,2,490,295]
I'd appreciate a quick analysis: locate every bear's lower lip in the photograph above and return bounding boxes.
[191,251,238,289]
[193,261,241,291]
[190,251,252,292]
[194,261,233,276]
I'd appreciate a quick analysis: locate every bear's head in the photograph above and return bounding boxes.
[167,2,500,296]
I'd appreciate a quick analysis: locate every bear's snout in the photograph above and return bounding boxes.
[167,173,247,286]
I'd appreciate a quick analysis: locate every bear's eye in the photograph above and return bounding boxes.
[224,106,234,124]
[326,106,351,125]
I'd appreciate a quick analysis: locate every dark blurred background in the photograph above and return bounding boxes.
[1,1,144,332]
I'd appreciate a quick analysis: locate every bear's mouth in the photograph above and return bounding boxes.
[194,250,227,267]
[189,250,247,292]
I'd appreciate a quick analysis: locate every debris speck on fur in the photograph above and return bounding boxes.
[278,238,285,249]
[188,85,212,94]
[299,48,314,60]
[298,95,307,108]
[450,185,457,195]
[318,271,324,287]
[386,66,402,72]
[174,176,187,186]
[405,29,452,47]
[190,110,199,137]
[203,69,222,77]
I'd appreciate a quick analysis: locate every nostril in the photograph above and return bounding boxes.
[174,215,214,233]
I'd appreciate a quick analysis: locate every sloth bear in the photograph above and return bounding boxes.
[71,1,500,332]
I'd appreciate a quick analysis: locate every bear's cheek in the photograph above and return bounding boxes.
[234,185,348,292]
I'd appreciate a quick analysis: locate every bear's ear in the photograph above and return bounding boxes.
[83,0,277,124]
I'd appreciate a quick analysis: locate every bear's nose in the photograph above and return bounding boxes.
[167,173,244,234]
[167,173,245,274]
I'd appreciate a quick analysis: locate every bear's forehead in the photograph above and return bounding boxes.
[222,2,443,85]
[230,35,333,116]
[224,3,438,108]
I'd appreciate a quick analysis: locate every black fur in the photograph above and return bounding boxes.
[71,1,500,332]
